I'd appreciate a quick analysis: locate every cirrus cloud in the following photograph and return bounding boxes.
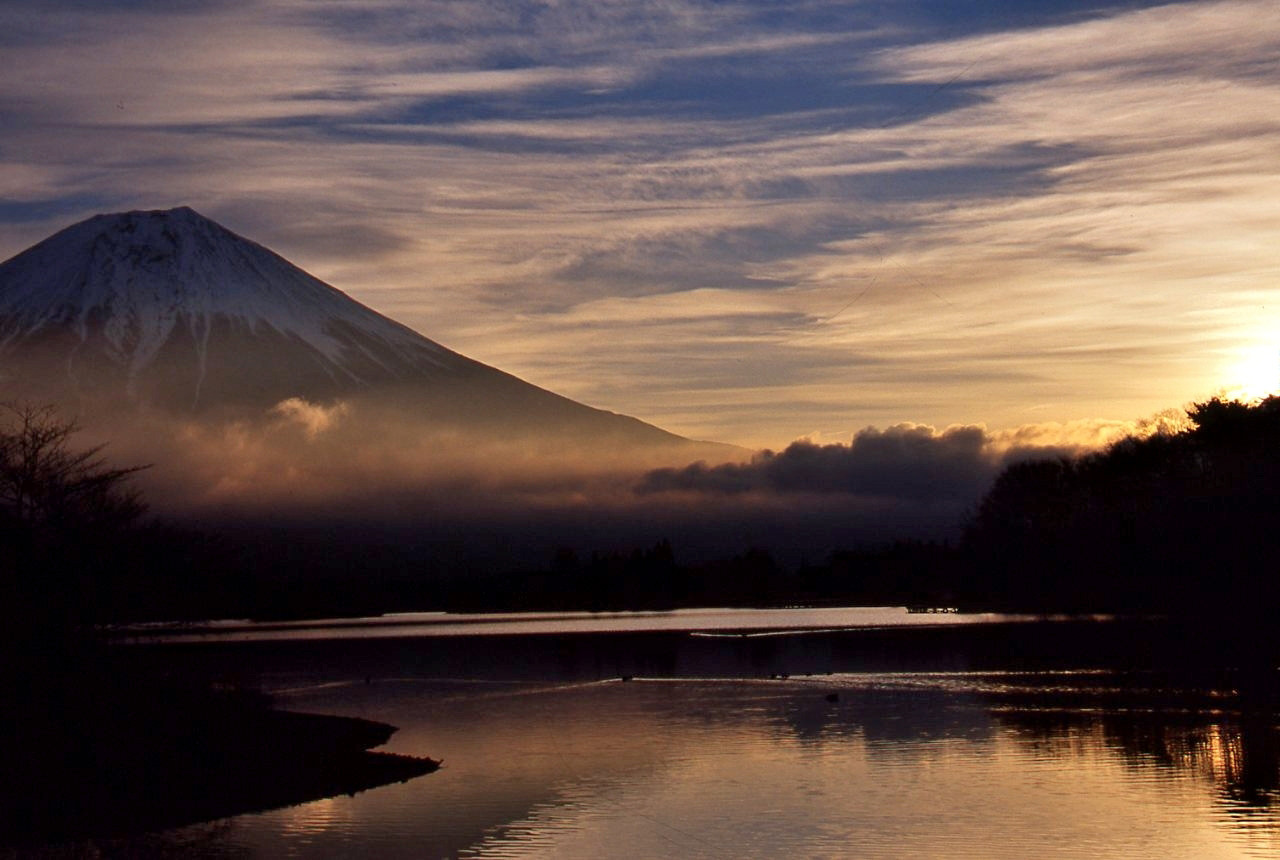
[2,0,1278,449]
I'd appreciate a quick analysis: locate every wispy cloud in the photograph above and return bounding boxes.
[2,0,1278,447]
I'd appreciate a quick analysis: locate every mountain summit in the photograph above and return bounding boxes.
[0,207,694,450]
[0,207,467,405]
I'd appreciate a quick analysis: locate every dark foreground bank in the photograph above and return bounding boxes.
[0,648,440,848]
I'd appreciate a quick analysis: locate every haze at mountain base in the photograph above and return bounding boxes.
[0,207,1100,579]
[0,208,731,455]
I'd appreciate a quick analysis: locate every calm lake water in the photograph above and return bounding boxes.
[119,606,1034,642]
[84,610,1280,857]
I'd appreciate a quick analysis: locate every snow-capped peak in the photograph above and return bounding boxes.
[0,206,457,400]
[0,205,702,453]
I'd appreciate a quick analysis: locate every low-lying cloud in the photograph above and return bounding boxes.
[69,398,1156,571]
[637,422,1086,503]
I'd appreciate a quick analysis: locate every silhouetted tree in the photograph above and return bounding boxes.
[963,396,1280,613]
[0,403,147,632]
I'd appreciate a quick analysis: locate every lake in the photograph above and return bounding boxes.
[68,610,1280,856]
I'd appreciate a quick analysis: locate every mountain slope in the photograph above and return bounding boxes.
[0,207,703,451]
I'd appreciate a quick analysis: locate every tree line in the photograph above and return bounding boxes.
[3,396,1276,625]
[960,396,1280,613]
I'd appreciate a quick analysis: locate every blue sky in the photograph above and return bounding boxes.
[3,0,1278,448]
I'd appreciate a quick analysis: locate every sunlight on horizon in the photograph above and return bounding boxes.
[1222,343,1280,403]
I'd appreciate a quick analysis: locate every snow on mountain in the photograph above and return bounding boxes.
[0,207,695,451]
[0,207,466,401]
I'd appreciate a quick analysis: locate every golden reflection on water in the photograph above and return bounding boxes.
[186,673,1280,860]
[123,607,1034,643]
[1168,725,1248,790]
[276,797,344,839]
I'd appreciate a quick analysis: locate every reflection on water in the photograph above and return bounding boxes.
[107,637,1269,854]
[71,619,1280,858]
[119,606,1032,643]
[198,676,1277,859]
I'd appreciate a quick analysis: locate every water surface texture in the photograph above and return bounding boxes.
[100,613,1280,857]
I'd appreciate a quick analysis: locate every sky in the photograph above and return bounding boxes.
[3,0,1278,450]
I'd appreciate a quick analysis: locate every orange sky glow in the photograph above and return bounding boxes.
[2,0,1278,450]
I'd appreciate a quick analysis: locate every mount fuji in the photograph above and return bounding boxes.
[0,207,707,453]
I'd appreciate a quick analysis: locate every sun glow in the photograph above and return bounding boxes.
[1223,343,1280,403]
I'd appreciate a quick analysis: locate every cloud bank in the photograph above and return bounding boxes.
[637,422,1103,502]
[69,396,1159,571]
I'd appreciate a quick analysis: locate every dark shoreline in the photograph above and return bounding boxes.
[0,669,440,848]
[9,612,1275,850]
